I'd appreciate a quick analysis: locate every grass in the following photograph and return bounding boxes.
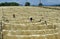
[0,6,60,39]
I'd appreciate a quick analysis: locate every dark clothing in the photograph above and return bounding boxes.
[30,18,33,21]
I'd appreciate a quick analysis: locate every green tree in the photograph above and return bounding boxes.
[25,2,30,6]
[38,3,43,6]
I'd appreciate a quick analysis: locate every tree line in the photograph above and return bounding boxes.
[0,2,43,6]
[0,2,60,6]
[0,2,20,6]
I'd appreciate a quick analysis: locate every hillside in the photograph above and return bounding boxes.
[0,6,60,39]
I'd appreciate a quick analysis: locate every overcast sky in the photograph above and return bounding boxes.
[0,0,60,5]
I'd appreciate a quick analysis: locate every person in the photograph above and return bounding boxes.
[13,14,15,18]
[30,17,33,22]
[45,21,47,25]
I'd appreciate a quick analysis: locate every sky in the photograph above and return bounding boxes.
[0,0,60,5]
